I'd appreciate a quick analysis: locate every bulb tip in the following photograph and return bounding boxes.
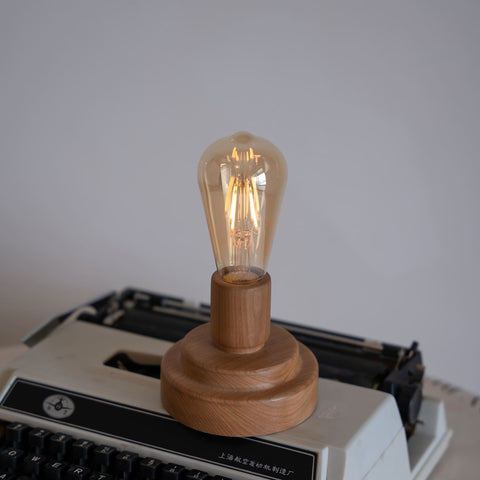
[231,131,255,144]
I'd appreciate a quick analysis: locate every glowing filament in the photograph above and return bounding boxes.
[248,184,258,229]
[224,147,262,240]
[225,177,259,235]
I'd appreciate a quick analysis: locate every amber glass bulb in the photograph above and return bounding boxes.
[198,132,287,284]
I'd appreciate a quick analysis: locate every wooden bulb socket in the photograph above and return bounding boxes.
[210,271,271,354]
[161,270,319,437]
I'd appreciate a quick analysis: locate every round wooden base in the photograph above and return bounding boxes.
[161,324,318,437]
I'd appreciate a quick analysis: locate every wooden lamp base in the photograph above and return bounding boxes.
[161,272,318,437]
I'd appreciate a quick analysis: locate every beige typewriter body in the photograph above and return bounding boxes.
[0,319,451,480]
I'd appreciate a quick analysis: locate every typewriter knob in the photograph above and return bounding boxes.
[397,383,422,425]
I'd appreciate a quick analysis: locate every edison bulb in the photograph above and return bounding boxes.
[198,132,287,284]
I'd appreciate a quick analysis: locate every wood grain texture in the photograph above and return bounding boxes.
[161,324,319,437]
[210,271,271,354]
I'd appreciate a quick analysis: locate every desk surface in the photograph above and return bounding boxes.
[0,345,478,479]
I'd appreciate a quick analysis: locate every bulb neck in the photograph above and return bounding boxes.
[210,271,271,354]
[219,266,265,284]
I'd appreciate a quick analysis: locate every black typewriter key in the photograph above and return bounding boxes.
[92,446,117,473]
[89,473,113,480]
[5,424,30,448]
[66,465,91,480]
[28,429,51,454]
[49,434,73,460]
[22,454,47,477]
[0,447,24,472]
[44,460,68,480]
[0,473,14,480]
[185,470,208,479]
[161,463,185,480]
[114,451,138,479]
[71,440,95,466]
[137,457,162,480]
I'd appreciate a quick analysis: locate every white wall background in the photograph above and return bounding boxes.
[1,1,479,393]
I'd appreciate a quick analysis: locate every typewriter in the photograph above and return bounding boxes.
[0,288,451,480]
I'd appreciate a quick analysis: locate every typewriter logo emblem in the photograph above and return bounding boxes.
[42,394,75,419]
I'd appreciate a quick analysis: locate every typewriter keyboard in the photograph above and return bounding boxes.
[0,421,232,480]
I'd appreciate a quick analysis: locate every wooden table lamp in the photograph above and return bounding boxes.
[161,132,318,437]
